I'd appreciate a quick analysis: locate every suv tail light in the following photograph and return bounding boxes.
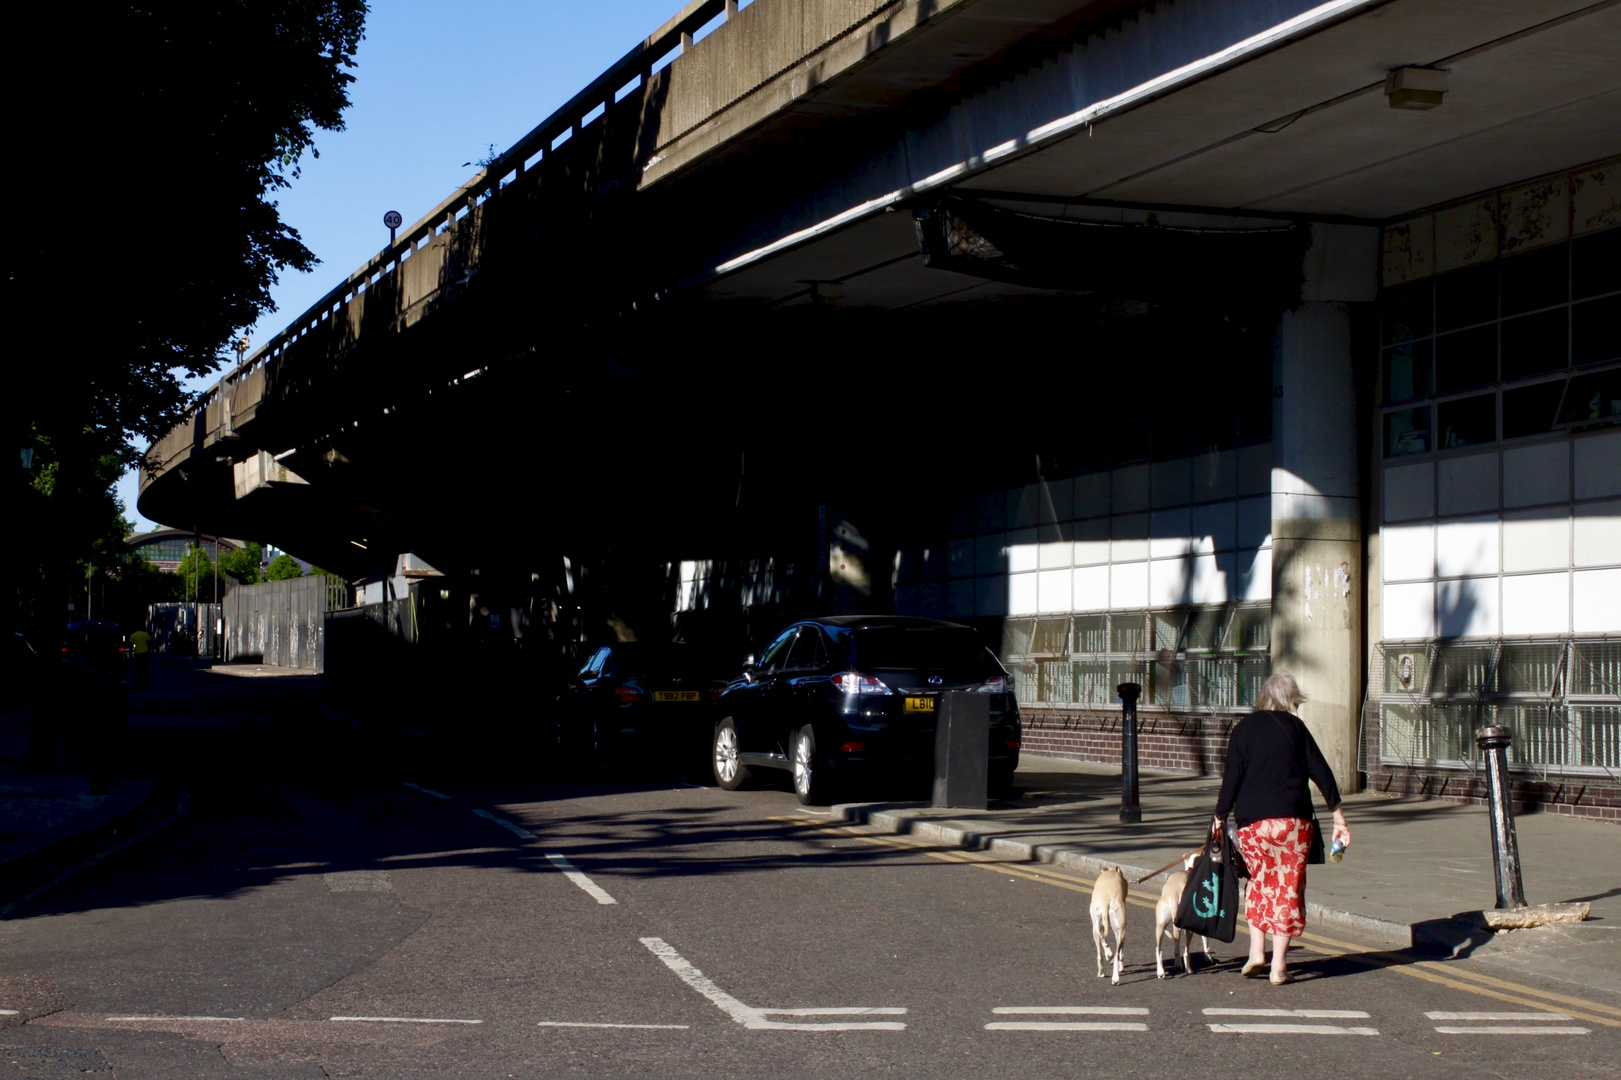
[832,672,892,695]
[976,675,1009,694]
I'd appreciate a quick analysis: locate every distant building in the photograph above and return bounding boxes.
[127,530,244,573]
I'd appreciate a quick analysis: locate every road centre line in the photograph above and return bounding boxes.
[1209,1023,1379,1035]
[545,853,618,905]
[639,937,906,1031]
[778,818,1621,1027]
[1204,1008,1370,1018]
[994,1007,1148,1015]
[1433,1025,1590,1035]
[537,1021,689,1029]
[0,1009,17,1015]
[331,1016,483,1024]
[1432,1005,1569,1011]
[404,782,450,799]
[471,808,536,840]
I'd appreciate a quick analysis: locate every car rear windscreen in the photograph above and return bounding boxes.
[849,627,994,675]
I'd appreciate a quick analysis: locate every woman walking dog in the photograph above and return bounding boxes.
[1212,673,1350,985]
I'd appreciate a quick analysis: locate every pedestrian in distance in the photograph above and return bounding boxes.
[1211,672,1350,986]
[128,627,152,689]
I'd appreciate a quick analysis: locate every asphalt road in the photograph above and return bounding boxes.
[2,751,1617,1079]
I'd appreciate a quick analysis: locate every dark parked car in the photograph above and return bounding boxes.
[556,642,728,769]
[711,616,1020,805]
[60,620,128,681]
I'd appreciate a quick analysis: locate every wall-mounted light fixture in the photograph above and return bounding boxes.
[1385,66,1448,110]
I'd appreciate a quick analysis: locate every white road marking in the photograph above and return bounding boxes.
[404,782,450,799]
[994,1007,1148,1015]
[537,1021,689,1030]
[545,853,617,905]
[985,1022,1149,1031]
[0,1009,18,1015]
[639,937,906,1031]
[1426,1011,1573,1021]
[472,808,536,839]
[1205,1008,1370,1019]
[330,1016,482,1024]
[1209,1023,1379,1035]
[107,1016,244,1022]
[757,1008,907,1016]
[1433,1026,1589,1035]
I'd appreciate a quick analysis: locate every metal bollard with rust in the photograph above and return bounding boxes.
[1118,682,1142,824]
[1474,724,1528,910]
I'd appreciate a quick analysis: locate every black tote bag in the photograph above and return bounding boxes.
[1175,830,1240,943]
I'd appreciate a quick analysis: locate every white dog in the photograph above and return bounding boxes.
[1090,867,1128,985]
[1154,855,1211,979]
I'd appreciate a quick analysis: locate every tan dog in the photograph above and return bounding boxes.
[1090,867,1128,985]
[1154,855,1211,978]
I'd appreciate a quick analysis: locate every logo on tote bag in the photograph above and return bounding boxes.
[1193,873,1226,919]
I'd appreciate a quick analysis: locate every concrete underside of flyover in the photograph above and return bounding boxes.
[136,0,1620,808]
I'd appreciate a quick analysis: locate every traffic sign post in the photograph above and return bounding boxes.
[383,210,402,245]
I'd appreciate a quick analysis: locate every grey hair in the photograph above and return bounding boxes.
[1255,672,1305,713]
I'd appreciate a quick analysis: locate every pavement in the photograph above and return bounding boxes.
[831,753,1621,996]
[0,657,322,893]
[3,665,1617,1002]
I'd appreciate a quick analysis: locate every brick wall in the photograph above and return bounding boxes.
[1364,766,1621,823]
[1023,706,1621,824]
[1020,707,1237,777]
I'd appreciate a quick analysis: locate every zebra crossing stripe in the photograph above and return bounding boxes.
[1425,1011,1572,1021]
[1208,1023,1379,1036]
[1205,1008,1369,1019]
[986,1006,1148,1031]
[1432,1026,1589,1035]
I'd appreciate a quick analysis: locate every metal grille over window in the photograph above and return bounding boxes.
[1374,638,1621,776]
[1001,604,1271,713]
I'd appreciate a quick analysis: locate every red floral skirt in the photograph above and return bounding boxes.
[1236,817,1311,938]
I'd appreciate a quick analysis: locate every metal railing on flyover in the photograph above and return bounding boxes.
[193,0,744,417]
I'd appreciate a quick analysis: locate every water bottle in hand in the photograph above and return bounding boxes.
[1329,838,1346,863]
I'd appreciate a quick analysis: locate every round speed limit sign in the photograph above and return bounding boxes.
[383,210,403,230]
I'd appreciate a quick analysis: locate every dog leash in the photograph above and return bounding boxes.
[1132,848,1203,885]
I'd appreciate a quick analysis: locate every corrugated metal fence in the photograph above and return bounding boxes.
[148,602,220,657]
[224,577,345,671]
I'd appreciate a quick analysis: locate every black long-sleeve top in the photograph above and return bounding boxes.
[1214,710,1342,827]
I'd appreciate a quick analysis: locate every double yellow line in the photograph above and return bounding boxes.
[773,815,1621,1029]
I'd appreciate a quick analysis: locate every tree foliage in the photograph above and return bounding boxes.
[265,553,306,581]
[175,545,221,601]
[8,1,366,638]
[14,0,369,462]
[221,542,266,586]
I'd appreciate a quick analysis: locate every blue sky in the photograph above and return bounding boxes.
[121,0,696,531]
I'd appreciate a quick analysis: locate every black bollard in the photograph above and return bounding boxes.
[1475,725,1527,909]
[1119,682,1142,823]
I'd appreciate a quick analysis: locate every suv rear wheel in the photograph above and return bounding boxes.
[792,725,834,806]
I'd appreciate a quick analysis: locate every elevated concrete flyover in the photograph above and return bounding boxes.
[140,0,1621,788]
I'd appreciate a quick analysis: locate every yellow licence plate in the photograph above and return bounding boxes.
[653,690,701,702]
[904,696,936,713]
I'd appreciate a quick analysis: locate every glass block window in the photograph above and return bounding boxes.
[1377,637,1621,775]
[1002,604,1271,712]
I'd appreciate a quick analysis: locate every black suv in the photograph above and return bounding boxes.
[711,616,1019,804]
[557,642,728,770]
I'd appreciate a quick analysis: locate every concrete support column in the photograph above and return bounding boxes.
[1271,224,1378,794]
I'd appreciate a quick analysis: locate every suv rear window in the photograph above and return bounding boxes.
[848,627,995,675]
